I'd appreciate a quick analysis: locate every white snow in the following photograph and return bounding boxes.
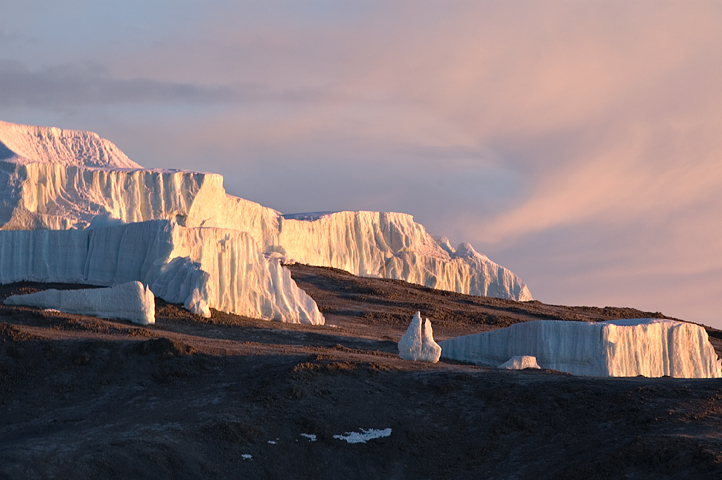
[0,121,530,303]
[0,220,324,324]
[241,454,252,460]
[4,281,155,325]
[398,311,442,363]
[439,319,722,378]
[300,433,317,441]
[333,428,392,444]
[0,120,140,169]
[499,355,541,370]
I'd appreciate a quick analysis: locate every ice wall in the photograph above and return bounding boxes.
[439,319,722,378]
[0,120,531,302]
[0,161,227,230]
[0,221,324,324]
[4,281,155,325]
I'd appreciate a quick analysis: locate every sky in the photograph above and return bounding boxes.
[1,1,721,328]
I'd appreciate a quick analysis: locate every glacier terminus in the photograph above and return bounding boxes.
[0,120,531,323]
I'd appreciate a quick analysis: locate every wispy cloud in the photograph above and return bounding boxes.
[0,61,238,108]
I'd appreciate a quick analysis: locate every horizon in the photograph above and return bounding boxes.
[1,1,721,328]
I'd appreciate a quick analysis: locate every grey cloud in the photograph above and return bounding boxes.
[0,61,349,110]
[0,61,244,109]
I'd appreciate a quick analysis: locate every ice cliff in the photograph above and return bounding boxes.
[0,121,531,306]
[439,319,722,378]
[0,220,323,324]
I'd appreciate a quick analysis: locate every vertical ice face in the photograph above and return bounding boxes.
[439,319,722,378]
[398,311,442,363]
[4,281,156,325]
[0,221,324,325]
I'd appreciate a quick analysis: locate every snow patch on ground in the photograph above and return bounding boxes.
[333,428,392,444]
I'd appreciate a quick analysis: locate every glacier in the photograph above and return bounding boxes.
[4,281,156,325]
[439,319,722,378]
[0,120,531,322]
[0,121,531,304]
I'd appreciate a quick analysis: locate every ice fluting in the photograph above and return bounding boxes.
[4,281,156,325]
[0,221,324,324]
[439,319,722,378]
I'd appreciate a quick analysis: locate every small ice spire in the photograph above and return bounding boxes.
[398,311,442,363]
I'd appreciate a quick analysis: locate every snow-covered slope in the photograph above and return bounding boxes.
[0,220,323,324]
[0,120,140,169]
[439,319,722,378]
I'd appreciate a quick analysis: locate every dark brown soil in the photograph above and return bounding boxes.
[1,265,722,479]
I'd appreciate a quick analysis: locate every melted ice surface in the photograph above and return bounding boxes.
[439,319,722,378]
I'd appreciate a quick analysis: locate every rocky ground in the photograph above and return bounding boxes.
[1,264,722,479]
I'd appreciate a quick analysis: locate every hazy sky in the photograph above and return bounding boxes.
[2,1,721,327]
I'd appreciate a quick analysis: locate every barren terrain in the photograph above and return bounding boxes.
[1,264,722,479]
